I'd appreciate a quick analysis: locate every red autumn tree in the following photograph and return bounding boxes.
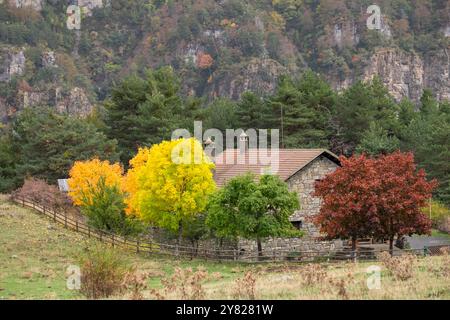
[372,152,436,254]
[313,154,380,252]
[314,152,437,255]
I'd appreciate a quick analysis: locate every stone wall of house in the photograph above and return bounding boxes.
[287,155,339,237]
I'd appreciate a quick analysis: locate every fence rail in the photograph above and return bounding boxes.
[10,195,450,263]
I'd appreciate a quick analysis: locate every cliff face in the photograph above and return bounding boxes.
[326,47,450,103]
[205,58,289,100]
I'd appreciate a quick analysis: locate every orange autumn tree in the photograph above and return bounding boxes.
[68,159,123,206]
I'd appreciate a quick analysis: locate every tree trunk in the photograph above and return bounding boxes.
[389,236,394,256]
[351,237,357,262]
[257,238,263,260]
[176,222,183,257]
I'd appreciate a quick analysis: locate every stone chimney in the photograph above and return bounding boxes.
[239,131,249,154]
[204,136,216,159]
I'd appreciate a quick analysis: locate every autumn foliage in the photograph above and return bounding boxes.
[122,147,151,216]
[123,138,216,236]
[314,152,437,252]
[197,53,214,69]
[68,159,123,206]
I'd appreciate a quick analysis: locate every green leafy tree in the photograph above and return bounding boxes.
[182,214,209,252]
[11,107,119,184]
[206,174,300,258]
[80,177,144,236]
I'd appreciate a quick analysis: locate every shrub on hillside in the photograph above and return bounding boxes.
[79,177,144,236]
[232,271,257,300]
[79,246,131,299]
[12,178,73,213]
[151,267,209,300]
[378,252,415,281]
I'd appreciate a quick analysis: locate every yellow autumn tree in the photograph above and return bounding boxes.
[68,159,123,206]
[123,138,216,243]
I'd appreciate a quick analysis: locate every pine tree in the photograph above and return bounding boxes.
[104,67,186,166]
[269,71,336,148]
[402,94,450,205]
[0,133,19,192]
[356,122,400,156]
[236,91,273,130]
[335,77,399,154]
[12,107,119,185]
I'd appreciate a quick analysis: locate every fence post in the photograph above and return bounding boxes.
[88,226,90,238]
[112,234,115,248]
[75,220,78,232]
[22,198,25,207]
[53,210,56,222]
[137,239,140,253]
[64,214,67,229]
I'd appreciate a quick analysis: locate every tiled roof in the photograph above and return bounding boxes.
[213,149,340,187]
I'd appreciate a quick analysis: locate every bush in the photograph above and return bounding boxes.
[299,264,328,286]
[12,178,73,213]
[378,252,415,281]
[151,267,209,300]
[80,177,144,236]
[79,245,131,299]
[232,271,257,300]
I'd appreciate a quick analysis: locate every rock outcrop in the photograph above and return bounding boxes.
[327,47,450,103]
[206,58,289,100]
[0,49,26,81]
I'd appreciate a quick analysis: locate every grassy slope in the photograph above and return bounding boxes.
[0,194,449,300]
[0,194,245,300]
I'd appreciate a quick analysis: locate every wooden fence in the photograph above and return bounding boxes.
[10,196,450,263]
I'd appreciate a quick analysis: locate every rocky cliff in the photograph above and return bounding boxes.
[333,47,450,103]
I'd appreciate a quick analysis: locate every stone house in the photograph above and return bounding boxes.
[212,145,342,253]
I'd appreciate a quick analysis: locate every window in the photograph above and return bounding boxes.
[292,221,303,230]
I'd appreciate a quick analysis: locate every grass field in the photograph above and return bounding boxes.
[0,194,449,300]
